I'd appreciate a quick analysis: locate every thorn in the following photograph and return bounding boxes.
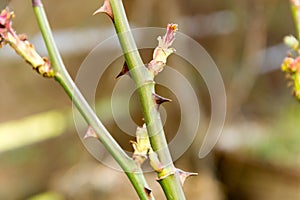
[144,187,152,198]
[115,62,129,79]
[176,168,198,186]
[18,33,27,41]
[152,93,172,109]
[93,0,114,21]
[83,126,98,139]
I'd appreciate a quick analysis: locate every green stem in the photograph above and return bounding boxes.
[109,0,185,199]
[291,0,300,40]
[32,1,153,199]
[289,0,300,101]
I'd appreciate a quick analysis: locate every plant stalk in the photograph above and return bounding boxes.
[31,1,153,199]
[291,0,300,40]
[109,0,186,199]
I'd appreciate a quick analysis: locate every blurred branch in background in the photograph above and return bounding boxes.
[227,1,268,120]
[0,110,67,152]
[0,96,131,153]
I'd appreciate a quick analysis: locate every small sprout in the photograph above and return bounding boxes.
[93,0,114,21]
[148,24,178,76]
[284,35,299,51]
[152,93,172,109]
[131,124,151,165]
[0,8,13,47]
[115,62,129,79]
[159,23,178,49]
[281,57,296,72]
[0,8,54,77]
[281,56,300,101]
[83,126,99,139]
[176,168,198,186]
[0,8,14,31]
[131,124,164,171]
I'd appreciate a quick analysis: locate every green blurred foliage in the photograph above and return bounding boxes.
[249,103,300,168]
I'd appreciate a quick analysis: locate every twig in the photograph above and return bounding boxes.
[291,0,300,40]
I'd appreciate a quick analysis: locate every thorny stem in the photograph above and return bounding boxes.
[280,0,300,101]
[31,1,153,199]
[109,0,186,199]
[291,0,300,40]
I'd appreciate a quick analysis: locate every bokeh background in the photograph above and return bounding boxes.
[1,0,300,199]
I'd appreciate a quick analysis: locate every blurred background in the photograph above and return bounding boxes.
[1,0,300,199]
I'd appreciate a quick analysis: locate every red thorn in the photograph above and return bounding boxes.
[176,168,198,186]
[115,62,129,79]
[83,126,98,139]
[93,0,114,21]
[144,187,152,197]
[152,93,172,109]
